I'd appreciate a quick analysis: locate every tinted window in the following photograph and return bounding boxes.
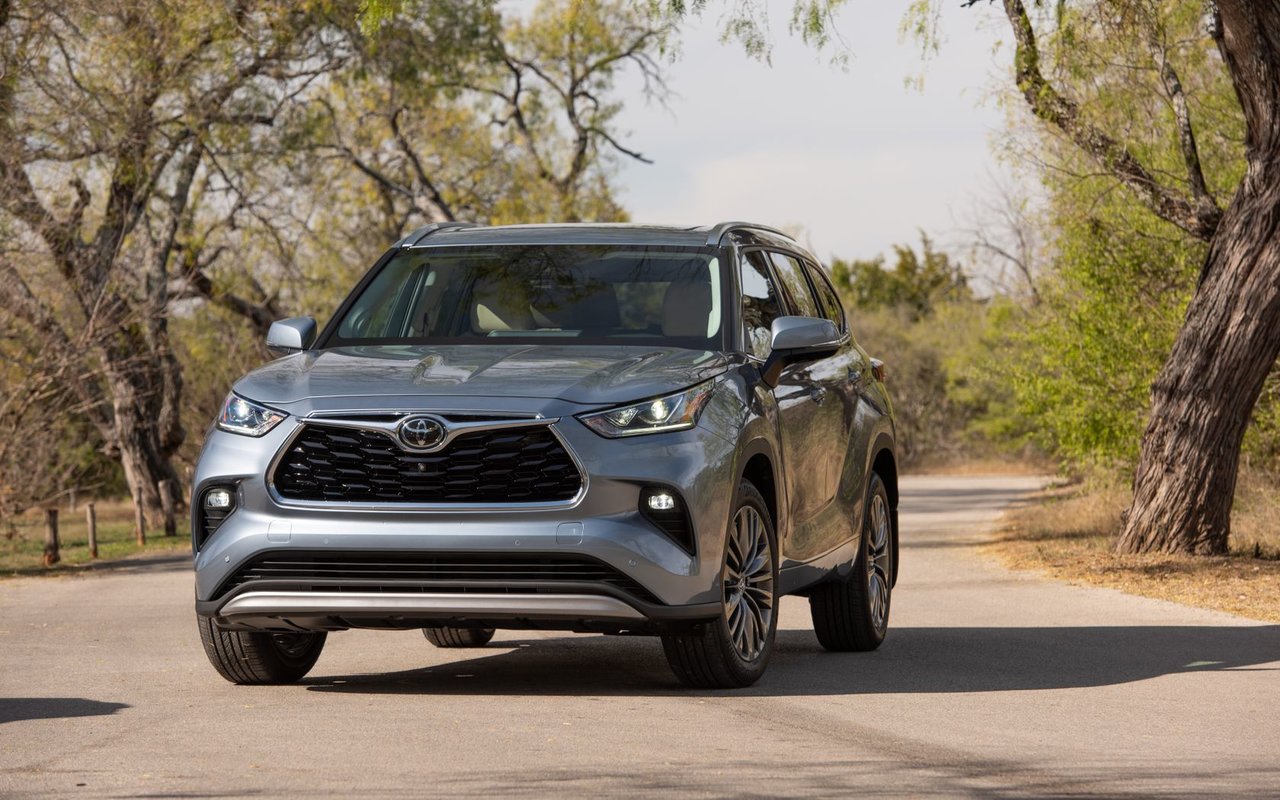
[329,245,723,348]
[768,252,821,318]
[739,251,784,359]
[805,262,846,331]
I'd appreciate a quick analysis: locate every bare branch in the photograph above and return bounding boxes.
[389,107,455,223]
[1143,12,1218,220]
[994,0,1222,241]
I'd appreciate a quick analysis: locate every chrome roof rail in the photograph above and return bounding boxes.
[400,221,478,248]
[704,221,795,247]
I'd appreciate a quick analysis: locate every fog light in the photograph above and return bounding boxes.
[647,491,676,511]
[205,488,233,509]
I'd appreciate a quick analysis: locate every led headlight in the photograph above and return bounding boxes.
[216,393,286,437]
[579,381,714,438]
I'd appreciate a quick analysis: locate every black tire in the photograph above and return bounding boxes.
[661,480,778,689]
[422,626,495,648]
[197,615,326,685]
[809,472,893,652]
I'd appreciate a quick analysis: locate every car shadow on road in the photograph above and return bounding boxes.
[303,624,1280,696]
[0,697,129,724]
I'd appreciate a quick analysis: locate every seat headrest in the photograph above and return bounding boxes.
[530,281,620,331]
[470,278,533,333]
[662,276,712,338]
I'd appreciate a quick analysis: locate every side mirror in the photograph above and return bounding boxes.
[266,317,317,357]
[759,316,842,388]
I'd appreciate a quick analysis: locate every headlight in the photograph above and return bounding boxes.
[579,381,714,438]
[216,393,286,437]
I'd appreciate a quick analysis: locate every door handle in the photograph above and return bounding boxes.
[809,387,828,405]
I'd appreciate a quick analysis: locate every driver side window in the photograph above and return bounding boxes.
[768,252,821,318]
[739,251,783,359]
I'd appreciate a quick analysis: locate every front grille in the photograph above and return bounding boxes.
[214,551,658,604]
[272,423,582,504]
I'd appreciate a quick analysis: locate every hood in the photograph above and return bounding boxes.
[234,344,728,410]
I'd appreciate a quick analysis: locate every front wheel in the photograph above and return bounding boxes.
[197,615,326,685]
[809,471,893,651]
[661,480,778,689]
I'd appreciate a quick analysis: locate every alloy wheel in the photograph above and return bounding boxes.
[866,491,892,633]
[723,505,775,661]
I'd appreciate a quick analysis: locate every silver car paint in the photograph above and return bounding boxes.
[193,229,896,629]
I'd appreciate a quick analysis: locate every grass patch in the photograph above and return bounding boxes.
[985,474,1280,623]
[1,499,189,576]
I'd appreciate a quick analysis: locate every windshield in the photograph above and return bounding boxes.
[325,245,725,349]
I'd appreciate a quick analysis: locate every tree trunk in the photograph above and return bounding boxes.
[86,502,97,559]
[159,479,177,537]
[106,364,183,530]
[1118,156,1280,555]
[42,507,59,567]
[1118,2,1280,556]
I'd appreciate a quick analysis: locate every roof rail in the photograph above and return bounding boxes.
[400,221,478,248]
[704,221,794,247]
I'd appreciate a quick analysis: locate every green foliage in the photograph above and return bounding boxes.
[832,238,991,466]
[647,0,848,63]
[996,191,1201,472]
[832,234,969,320]
[850,300,992,466]
[969,0,1257,477]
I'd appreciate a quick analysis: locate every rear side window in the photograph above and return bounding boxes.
[805,262,846,332]
[768,252,821,318]
[739,251,784,359]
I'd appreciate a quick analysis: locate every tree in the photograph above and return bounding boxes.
[831,234,969,319]
[973,0,1280,555]
[310,0,669,234]
[0,334,121,523]
[678,0,1279,556]
[0,0,353,526]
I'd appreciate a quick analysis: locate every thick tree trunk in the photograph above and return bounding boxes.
[105,362,184,530]
[1118,157,1280,555]
[1117,2,1280,555]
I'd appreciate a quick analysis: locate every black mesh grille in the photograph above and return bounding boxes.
[272,423,582,503]
[214,551,657,604]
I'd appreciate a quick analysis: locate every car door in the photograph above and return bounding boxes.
[764,251,850,561]
[738,250,818,556]
[800,259,870,553]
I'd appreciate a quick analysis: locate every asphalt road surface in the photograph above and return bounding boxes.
[3,475,1278,799]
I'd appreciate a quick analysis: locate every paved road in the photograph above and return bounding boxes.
[2,475,1278,798]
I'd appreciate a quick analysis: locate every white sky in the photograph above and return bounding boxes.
[612,2,1010,263]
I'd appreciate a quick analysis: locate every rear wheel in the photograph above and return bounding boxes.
[809,472,893,651]
[197,615,326,685]
[661,480,777,689]
[422,626,495,648]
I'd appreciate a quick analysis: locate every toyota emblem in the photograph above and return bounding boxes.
[398,416,446,450]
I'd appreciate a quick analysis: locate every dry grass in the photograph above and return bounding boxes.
[906,454,1054,477]
[985,475,1280,623]
[1,499,189,576]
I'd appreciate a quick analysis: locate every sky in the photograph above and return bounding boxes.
[611,2,1012,263]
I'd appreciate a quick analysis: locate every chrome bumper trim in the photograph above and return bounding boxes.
[217,591,647,622]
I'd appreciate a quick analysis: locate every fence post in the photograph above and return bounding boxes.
[134,501,146,547]
[158,479,177,538]
[86,503,98,559]
[42,508,60,567]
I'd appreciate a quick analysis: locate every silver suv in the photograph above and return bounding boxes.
[193,222,898,689]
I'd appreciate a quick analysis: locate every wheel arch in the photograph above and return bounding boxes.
[736,439,781,546]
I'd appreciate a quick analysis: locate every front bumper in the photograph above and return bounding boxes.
[203,589,721,633]
[192,396,738,631]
